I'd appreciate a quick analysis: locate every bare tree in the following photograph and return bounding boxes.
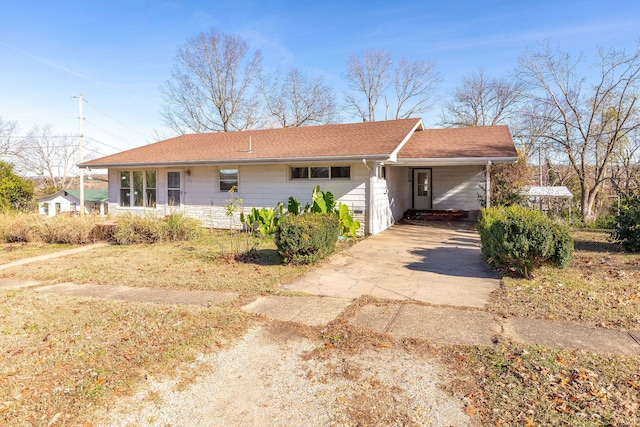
[262,68,337,127]
[518,41,640,219]
[609,127,640,194]
[344,49,392,122]
[0,116,19,157]
[344,49,440,122]
[391,57,441,119]
[17,125,80,191]
[161,29,263,133]
[440,68,525,127]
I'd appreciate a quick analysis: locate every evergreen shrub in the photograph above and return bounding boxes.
[477,205,573,278]
[274,213,340,264]
[611,193,640,252]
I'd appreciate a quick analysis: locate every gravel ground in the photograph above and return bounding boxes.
[100,324,471,426]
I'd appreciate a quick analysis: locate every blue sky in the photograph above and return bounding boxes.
[1,0,639,158]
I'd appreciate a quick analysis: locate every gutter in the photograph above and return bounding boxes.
[78,154,391,169]
[392,156,518,166]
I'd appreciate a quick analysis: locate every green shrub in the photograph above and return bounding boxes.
[275,213,340,264]
[478,205,574,278]
[287,187,361,237]
[610,193,640,252]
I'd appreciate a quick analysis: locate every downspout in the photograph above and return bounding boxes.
[486,160,492,209]
[362,159,375,235]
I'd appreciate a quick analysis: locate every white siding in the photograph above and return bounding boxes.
[431,166,484,211]
[386,166,411,223]
[38,195,76,216]
[107,163,369,234]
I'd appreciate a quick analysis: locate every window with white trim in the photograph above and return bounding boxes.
[219,168,238,192]
[167,171,181,206]
[119,170,157,207]
[290,165,351,180]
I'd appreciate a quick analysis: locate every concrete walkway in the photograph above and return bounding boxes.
[1,230,639,356]
[0,243,108,270]
[285,223,500,308]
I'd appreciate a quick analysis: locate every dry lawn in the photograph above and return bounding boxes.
[2,226,639,426]
[490,230,640,330]
[0,289,250,426]
[0,232,311,296]
[440,342,640,426]
[0,242,75,265]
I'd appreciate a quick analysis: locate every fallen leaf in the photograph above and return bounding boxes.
[464,404,478,416]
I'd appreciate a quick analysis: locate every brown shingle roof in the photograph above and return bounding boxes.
[81,119,423,168]
[398,125,518,159]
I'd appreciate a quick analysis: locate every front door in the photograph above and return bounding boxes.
[413,168,432,209]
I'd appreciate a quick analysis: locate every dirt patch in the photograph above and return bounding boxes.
[100,322,472,426]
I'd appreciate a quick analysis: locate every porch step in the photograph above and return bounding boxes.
[403,209,469,221]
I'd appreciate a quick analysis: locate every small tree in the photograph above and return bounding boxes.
[479,151,529,208]
[611,191,640,252]
[0,161,34,211]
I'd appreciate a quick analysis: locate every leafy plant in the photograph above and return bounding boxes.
[310,185,336,214]
[337,203,360,237]
[286,187,360,237]
[287,196,302,216]
[241,203,284,236]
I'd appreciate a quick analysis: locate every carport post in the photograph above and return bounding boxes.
[485,161,491,208]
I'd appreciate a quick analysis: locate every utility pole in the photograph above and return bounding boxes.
[73,94,85,216]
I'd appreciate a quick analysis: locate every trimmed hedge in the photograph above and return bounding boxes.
[478,205,574,278]
[274,213,340,264]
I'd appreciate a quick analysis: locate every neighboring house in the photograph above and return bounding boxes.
[37,189,108,217]
[79,119,517,235]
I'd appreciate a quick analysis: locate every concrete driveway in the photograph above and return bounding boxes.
[285,223,500,308]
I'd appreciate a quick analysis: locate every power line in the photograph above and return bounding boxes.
[84,118,140,148]
[84,136,123,152]
[2,134,77,140]
[83,97,152,140]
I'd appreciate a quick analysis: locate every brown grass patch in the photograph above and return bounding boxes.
[490,230,640,330]
[0,290,250,425]
[438,342,640,426]
[0,232,311,296]
[0,242,76,265]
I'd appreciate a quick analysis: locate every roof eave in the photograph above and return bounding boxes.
[392,156,518,166]
[79,154,391,169]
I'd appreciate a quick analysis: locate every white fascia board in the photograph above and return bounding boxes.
[391,156,518,166]
[388,119,425,162]
[78,154,391,169]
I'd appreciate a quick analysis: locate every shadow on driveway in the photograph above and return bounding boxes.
[406,247,500,279]
[285,223,501,308]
